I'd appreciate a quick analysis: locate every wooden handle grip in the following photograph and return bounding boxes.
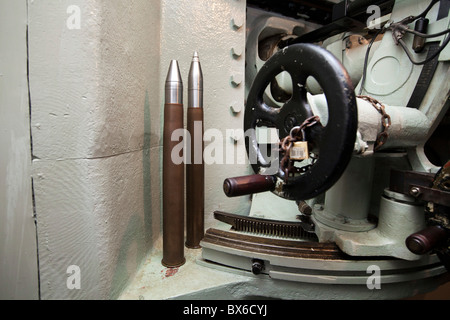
[223,174,277,197]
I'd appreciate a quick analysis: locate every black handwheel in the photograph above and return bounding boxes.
[244,43,358,200]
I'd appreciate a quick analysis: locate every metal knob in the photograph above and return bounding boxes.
[223,175,276,197]
[406,225,447,255]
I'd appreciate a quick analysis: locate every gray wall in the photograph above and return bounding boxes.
[0,0,39,300]
[28,0,163,299]
[1,0,248,300]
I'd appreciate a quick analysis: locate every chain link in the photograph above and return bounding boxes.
[279,115,320,180]
[357,95,391,151]
[278,96,390,180]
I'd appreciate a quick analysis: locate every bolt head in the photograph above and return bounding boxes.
[410,187,421,197]
[251,260,264,275]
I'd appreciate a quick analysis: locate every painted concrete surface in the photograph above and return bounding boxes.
[159,0,251,224]
[25,0,250,299]
[122,0,255,299]
[119,237,252,300]
[120,0,255,300]
[0,0,39,299]
[120,233,450,300]
[28,0,162,299]
[33,149,160,299]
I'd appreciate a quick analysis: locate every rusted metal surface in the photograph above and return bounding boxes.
[162,103,186,268]
[214,211,317,240]
[410,185,450,207]
[162,61,185,268]
[394,165,450,270]
[278,116,321,181]
[202,228,352,260]
[389,169,434,193]
[357,95,391,151]
[389,169,450,207]
[186,107,205,249]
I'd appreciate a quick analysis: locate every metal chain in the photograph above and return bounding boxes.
[279,115,320,180]
[357,95,391,151]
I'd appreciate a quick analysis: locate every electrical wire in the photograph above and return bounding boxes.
[413,0,440,20]
[398,34,450,65]
[359,27,386,95]
[399,25,450,38]
[389,0,450,66]
[360,0,449,89]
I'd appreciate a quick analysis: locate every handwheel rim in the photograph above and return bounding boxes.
[244,43,358,200]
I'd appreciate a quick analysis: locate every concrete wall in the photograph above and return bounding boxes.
[0,0,39,300]
[0,0,249,300]
[28,0,162,299]
[0,0,248,300]
[3,0,449,301]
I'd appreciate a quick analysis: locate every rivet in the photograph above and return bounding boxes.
[230,74,242,87]
[230,102,242,114]
[231,17,244,30]
[231,47,243,58]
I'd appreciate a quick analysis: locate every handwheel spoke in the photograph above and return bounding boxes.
[306,123,325,153]
[289,71,308,102]
[256,102,280,126]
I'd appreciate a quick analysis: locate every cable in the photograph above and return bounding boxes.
[357,0,446,94]
[359,27,386,95]
[398,34,450,65]
[388,0,449,65]
[413,0,440,20]
[400,25,450,38]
